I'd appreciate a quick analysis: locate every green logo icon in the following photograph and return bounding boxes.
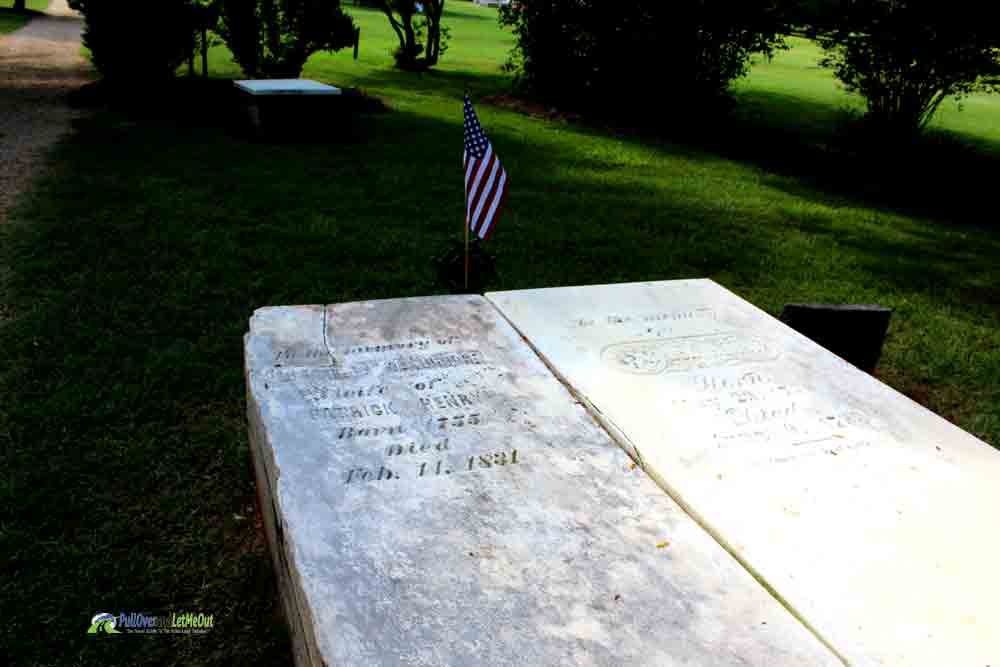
[88,613,121,635]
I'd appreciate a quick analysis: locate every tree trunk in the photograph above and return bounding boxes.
[425,19,439,64]
[423,0,443,65]
[402,14,417,58]
[201,27,209,78]
[260,0,285,77]
[14,0,27,12]
[426,25,439,65]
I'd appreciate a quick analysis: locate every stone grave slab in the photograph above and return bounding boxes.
[233,79,343,136]
[244,295,836,667]
[487,279,1000,666]
[234,79,343,96]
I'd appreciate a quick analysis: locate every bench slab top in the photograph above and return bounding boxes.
[234,79,342,96]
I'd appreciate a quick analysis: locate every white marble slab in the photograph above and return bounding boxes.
[234,79,342,96]
[487,280,1000,666]
[244,295,836,667]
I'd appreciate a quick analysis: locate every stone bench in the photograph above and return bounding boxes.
[234,79,343,138]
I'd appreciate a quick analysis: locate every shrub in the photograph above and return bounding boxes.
[499,0,787,118]
[816,1,1000,137]
[68,0,197,83]
[216,0,356,79]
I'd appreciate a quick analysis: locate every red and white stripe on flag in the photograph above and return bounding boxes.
[463,96,508,240]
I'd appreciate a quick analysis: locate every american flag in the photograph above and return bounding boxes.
[464,96,508,240]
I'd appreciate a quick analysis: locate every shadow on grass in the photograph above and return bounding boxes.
[682,90,1000,230]
[735,94,1000,230]
[486,84,1000,231]
[344,65,515,102]
[788,207,1000,320]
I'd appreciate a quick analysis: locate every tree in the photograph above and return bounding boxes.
[816,1,1000,136]
[378,0,447,70]
[13,0,26,12]
[188,1,220,77]
[499,0,787,117]
[68,0,197,83]
[217,0,356,78]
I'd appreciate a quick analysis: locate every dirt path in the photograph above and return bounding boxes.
[0,0,90,226]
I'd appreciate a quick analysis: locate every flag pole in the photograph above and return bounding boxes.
[464,218,470,291]
[463,91,470,291]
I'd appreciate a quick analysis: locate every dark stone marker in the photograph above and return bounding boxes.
[780,303,892,374]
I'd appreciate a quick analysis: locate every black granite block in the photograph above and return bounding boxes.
[780,303,892,373]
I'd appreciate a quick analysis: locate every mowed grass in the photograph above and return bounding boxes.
[0,0,49,34]
[2,4,999,665]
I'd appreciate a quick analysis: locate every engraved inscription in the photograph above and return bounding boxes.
[343,449,521,485]
[276,333,536,491]
[574,308,717,329]
[672,370,881,464]
[342,336,460,355]
[274,348,330,364]
[602,333,779,375]
[337,425,405,440]
[384,350,485,373]
[386,438,450,458]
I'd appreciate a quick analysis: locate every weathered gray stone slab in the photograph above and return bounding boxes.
[244,295,836,667]
[234,79,342,96]
[487,280,1000,666]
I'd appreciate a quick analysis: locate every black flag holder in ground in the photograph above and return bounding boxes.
[435,239,497,294]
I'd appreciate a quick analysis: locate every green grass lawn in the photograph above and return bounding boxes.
[2,4,999,665]
[0,0,48,34]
